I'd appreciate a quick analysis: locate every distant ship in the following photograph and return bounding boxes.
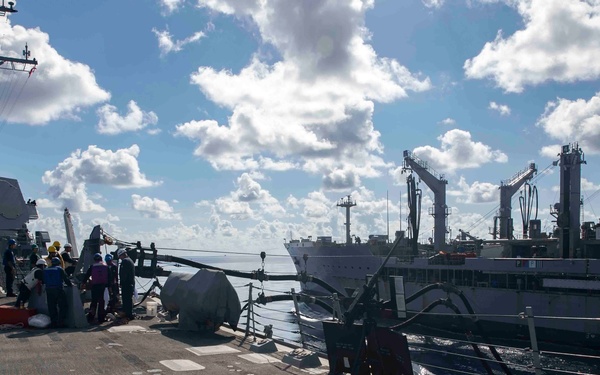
[286,143,600,350]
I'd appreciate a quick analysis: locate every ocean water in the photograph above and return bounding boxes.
[150,253,599,375]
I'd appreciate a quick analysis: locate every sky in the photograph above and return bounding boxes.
[2,0,600,258]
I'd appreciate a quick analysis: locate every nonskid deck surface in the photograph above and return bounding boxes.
[0,298,329,375]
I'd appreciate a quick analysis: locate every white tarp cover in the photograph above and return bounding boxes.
[161,270,241,332]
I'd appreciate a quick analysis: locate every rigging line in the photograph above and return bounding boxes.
[154,246,291,257]
[3,74,29,123]
[464,162,556,234]
[0,69,18,117]
[409,345,532,370]
[411,333,529,352]
[584,188,600,203]
[0,70,14,107]
[108,235,286,256]
[410,361,481,375]
[583,190,597,219]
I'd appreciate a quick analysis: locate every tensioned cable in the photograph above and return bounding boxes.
[463,162,556,234]
[409,344,531,370]
[2,74,30,125]
[0,70,19,123]
[410,361,480,375]
[410,333,529,352]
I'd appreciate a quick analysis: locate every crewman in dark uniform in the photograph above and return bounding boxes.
[29,244,40,268]
[44,257,72,328]
[3,239,17,297]
[61,243,77,276]
[83,253,110,324]
[105,254,119,313]
[117,248,135,321]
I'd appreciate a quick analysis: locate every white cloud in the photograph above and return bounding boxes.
[215,197,254,220]
[537,92,600,154]
[229,173,286,218]
[35,198,60,209]
[450,176,499,204]
[552,177,600,193]
[159,0,185,14]
[539,144,562,158]
[152,27,205,56]
[439,118,456,125]
[177,0,430,187]
[409,129,508,172]
[96,100,159,135]
[42,145,159,212]
[132,194,181,220]
[465,0,600,92]
[582,178,600,192]
[0,17,110,124]
[323,168,360,191]
[489,101,511,116]
[422,0,445,9]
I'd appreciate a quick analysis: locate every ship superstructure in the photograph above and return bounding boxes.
[285,143,600,349]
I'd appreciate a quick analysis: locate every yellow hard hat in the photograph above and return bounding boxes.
[47,245,57,253]
[52,241,61,248]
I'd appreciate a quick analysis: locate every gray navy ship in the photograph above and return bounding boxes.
[286,143,600,350]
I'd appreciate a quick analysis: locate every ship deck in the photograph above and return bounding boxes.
[0,296,330,375]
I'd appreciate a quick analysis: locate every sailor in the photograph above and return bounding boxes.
[44,257,72,328]
[3,239,18,297]
[83,253,110,324]
[45,245,65,268]
[117,248,136,321]
[15,259,46,308]
[61,243,77,276]
[105,254,119,313]
[29,244,40,268]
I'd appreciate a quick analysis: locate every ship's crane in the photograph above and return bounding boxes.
[493,163,537,239]
[403,150,449,252]
[457,229,483,253]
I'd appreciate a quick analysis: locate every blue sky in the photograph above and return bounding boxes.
[2,0,600,255]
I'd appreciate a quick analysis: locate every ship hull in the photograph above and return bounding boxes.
[286,242,600,350]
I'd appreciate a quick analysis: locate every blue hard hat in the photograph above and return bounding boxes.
[51,257,61,265]
[105,254,113,262]
[8,239,16,246]
[93,253,102,261]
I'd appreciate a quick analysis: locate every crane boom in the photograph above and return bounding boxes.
[495,163,537,239]
[403,150,448,251]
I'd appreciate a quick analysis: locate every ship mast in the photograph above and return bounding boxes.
[555,143,585,258]
[337,195,356,245]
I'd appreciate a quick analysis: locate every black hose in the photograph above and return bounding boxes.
[133,279,162,307]
[403,283,513,375]
[253,293,334,314]
[155,254,347,296]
